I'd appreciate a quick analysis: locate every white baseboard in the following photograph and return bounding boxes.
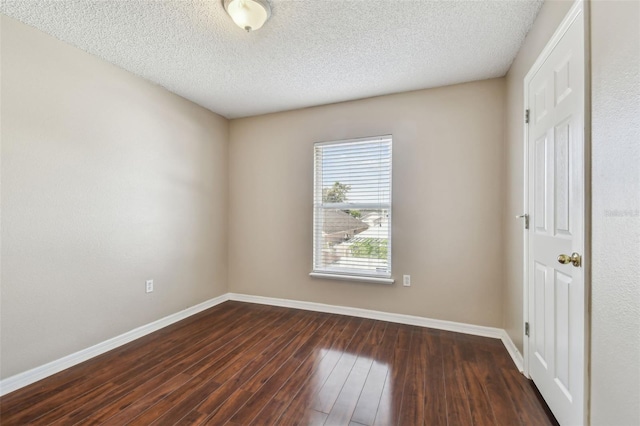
[1,292,526,396]
[0,294,230,397]
[228,293,505,339]
[230,293,525,371]
[500,330,525,372]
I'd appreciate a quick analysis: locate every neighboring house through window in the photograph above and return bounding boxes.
[311,135,393,283]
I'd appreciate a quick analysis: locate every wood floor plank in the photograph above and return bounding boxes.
[350,358,391,425]
[122,312,288,424]
[182,308,289,378]
[473,346,523,426]
[54,315,270,426]
[49,364,181,425]
[124,375,212,425]
[96,306,274,426]
[0,302,558,426]
[81,372,192,425]
[29,380,120,425]
[146,310,302,424]
[453,330,497,426]
[461,359,497,425]
[192,309,303,382]
[311,318,378,413]
[307,409,329,425]
[422,329,448,426]
[397,327,428,425]
[206,311,309,385]
[324,354,374,425]
[234,315,345,425]
[145,377,225,425]
[501,368,558,426]
[441,333,474,426]
[274,317,366,426]
[324,320,389,426]
[0,302,247,424]
[200,314,335,424]
[187,312,331,425]
[234,312,330,394]
[102,304,278,424]
[372,324,413,426]
[5,348,180,424]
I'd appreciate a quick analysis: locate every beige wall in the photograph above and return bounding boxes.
[590,1,640,424]
[503,0,573,353]
[228,79,506,327]
[0,17,229,379]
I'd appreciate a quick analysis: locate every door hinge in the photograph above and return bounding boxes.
[516,213,529,230]
[525,109,530,124]
[525,322,530,337]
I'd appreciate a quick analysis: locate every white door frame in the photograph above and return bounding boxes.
[521,0,590,416]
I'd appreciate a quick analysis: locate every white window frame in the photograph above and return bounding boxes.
[310,135,393,284]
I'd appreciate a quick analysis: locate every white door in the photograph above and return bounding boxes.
[526,2,585,426]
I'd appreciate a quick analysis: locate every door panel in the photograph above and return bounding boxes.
[534,136,548,232]
[554,269,571,395]
[554,120,571,236]
[554,56,573,106]
[534,262,547,366]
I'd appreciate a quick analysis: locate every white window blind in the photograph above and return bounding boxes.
[313,135,392,280]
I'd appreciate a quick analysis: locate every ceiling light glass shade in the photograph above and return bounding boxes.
[223,0,271,32]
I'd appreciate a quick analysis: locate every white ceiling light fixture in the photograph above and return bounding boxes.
[223,0,271,32]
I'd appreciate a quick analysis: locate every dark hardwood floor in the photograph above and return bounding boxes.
[0,301,557,425]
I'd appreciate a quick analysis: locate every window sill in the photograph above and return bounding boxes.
[309,272,395,285]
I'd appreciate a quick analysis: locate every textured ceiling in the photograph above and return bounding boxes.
[1,0,543,119]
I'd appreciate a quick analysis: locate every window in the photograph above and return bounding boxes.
[311,135,392,283]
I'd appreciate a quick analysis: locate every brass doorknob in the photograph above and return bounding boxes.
[557,252,582,267]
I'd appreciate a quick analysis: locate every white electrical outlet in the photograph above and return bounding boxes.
[146,279,154,293]
[403,275,411,287]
